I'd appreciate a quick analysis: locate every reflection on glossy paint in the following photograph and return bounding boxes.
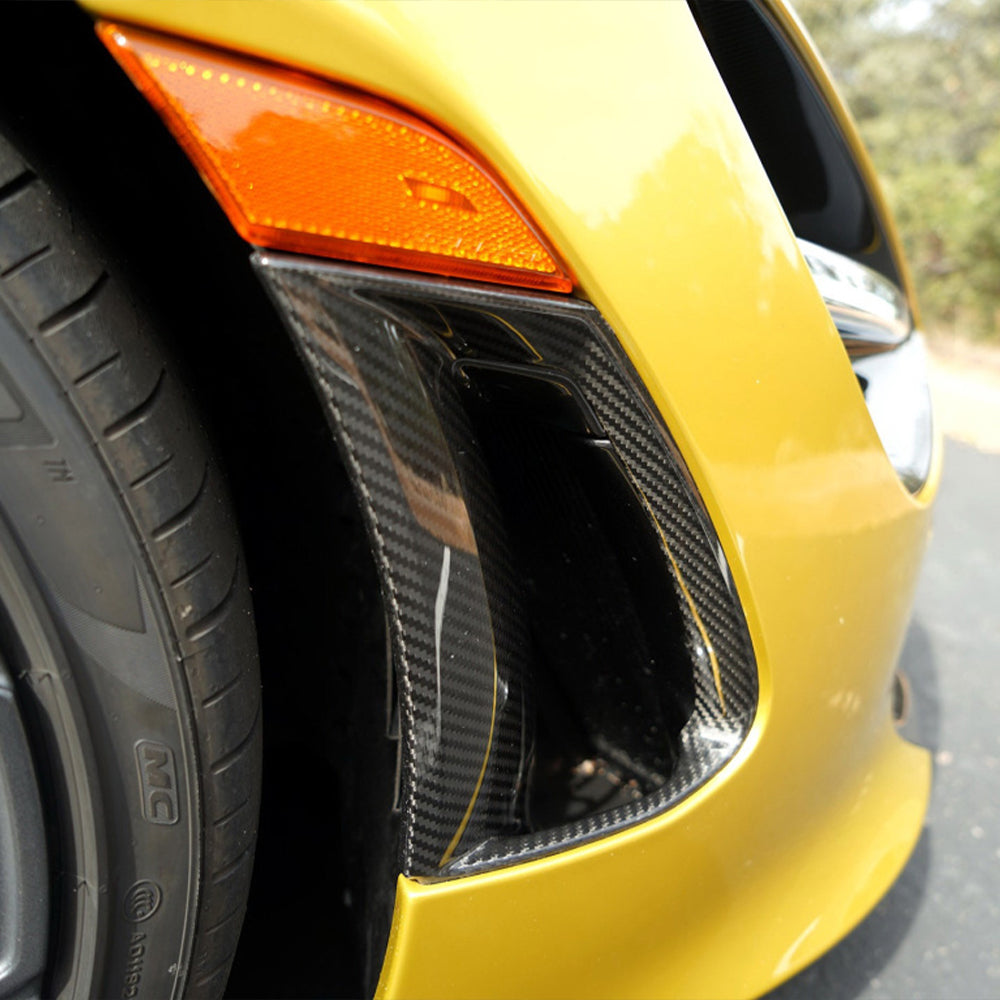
[296,301,478,553]
[713,451,898,539]
[688,725,742,756]
[388,2,701,229]
[774,917,821,978]
[828,688,864,719]
[433,545,451,741]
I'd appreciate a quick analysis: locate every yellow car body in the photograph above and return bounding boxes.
[74,1,939,996]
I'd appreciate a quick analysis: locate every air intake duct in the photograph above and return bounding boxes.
[254,256,758,881]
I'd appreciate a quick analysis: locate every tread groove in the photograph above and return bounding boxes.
[200,902,244,939]
[151,459,209,543]
[0,169,35,208]
[169,551,214,589]
[209,698,261,778]
[209,836,256,887]
[212,794,251,830]
[191,952,235,990]
[73,350,121,387]
[201,667,247,710]
[128,452,175,490]
[103,366,166,440]
[186,555,240,641]
[1,243,52,279]
[39,270,109,335]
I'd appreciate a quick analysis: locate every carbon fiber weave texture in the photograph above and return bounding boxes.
[255,264,528,874]
[255,257,757,876]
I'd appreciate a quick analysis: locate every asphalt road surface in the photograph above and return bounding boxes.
[769,430,1000,999]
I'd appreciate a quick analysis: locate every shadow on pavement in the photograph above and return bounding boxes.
[898,618,941,753]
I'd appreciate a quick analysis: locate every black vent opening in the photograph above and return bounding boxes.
[260,261,758,877]
[452,359,696,831]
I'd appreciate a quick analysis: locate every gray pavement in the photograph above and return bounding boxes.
[770,437,1000,999]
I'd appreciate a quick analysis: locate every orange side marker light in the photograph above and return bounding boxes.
[98,22,572,292]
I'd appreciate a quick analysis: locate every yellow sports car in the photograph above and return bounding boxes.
[0,1,937,998]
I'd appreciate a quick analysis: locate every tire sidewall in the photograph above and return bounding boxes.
[0,288,200,998]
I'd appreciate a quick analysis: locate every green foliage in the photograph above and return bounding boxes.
[794,0,1000,339]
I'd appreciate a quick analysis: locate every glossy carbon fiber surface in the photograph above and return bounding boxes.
[254,255,757,876]
[254,258,527,875]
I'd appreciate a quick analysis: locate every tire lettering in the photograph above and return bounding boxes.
[134,740,179,825]
[43,458,74,482]
[121,931,146,998]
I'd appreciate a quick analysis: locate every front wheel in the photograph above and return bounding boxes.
[0,129,260,999]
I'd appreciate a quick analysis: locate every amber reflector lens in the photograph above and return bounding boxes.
[98,23,572,292]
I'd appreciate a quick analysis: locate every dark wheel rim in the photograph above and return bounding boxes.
[0,512,106,1000]
[0,643,47,1000]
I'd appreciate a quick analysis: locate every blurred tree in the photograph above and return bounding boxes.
[794,0,1000,339]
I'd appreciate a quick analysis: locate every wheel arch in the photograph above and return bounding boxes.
[0,5,374,994]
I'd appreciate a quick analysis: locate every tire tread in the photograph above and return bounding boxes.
[0,134,260,1000]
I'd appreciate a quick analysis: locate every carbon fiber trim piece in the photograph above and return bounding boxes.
[254,255,757,876]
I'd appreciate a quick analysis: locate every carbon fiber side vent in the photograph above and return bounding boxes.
[255,255,757,877]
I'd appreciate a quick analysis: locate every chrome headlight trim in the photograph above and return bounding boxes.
[798,238,911,355]
[852,332,934,494]
[799,239,933,494]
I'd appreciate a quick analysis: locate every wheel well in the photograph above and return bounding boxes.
[0,5,371,995]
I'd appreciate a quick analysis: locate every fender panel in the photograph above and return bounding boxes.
[78,2,936,996]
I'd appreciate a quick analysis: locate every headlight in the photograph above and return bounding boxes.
[800,238,934,493]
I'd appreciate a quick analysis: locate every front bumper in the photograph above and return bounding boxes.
[81,1,939,996]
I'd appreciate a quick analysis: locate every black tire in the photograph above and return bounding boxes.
[0,129,260,998]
